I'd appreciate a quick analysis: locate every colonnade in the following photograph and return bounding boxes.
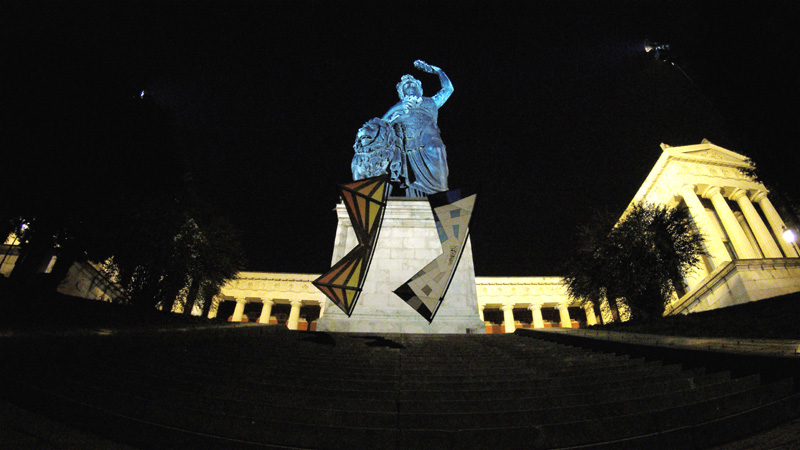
[213,297,602,334]
[478,301,602,334]
[212,297,602,333]
[679,185,797,279]
[209,296,325,330]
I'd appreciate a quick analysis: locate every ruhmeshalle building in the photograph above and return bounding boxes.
[198,140,800,332]
[8,140,797,332]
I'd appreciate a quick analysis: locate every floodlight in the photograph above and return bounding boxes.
[783,228,797,244]
[644,40,671,61]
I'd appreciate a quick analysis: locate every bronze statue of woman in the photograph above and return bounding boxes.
[381,60,453,196]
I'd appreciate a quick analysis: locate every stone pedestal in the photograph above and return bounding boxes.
[317,198,485,334]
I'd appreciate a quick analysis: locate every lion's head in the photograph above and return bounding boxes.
[351,118,404,181]
[353,118,392,153]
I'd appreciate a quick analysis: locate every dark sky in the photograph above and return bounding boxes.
[6,1,798,276]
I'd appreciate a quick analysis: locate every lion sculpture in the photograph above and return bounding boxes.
[351,118,406,186]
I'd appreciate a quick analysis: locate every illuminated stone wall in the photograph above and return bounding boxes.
[317,199,483,334]
[218,272,584,332]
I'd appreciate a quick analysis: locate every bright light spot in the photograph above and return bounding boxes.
[20,223,29,231]
[140,90,145,99]
[783,228,797,243]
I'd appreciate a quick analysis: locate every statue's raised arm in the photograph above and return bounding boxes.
[413,60,453,109]
[381,60,453,122]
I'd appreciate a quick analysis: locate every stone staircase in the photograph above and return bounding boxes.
[1,326,798,449]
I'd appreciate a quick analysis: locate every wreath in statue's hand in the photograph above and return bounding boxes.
[414,60,435,74]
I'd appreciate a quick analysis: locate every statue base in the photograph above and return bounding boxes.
[316,198,485,334]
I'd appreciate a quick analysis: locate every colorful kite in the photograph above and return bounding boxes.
[394,189,476,322]
[313,175,389,316]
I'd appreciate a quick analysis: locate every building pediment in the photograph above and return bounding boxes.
[624,140,762,219]
[662,140,751,168]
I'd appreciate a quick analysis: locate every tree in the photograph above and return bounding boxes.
[560,210,623,321]
[4,86,246,312]
[3,89,185,288]
[2,26,247,309]
[180,216,247,317]
[563,203,706,321]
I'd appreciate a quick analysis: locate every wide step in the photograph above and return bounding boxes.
[1,329,797,449]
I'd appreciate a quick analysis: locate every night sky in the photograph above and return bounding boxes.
[6,1,798,276]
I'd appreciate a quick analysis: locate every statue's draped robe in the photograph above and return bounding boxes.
[385,97,449,195]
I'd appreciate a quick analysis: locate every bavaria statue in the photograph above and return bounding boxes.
[351,60,453,197]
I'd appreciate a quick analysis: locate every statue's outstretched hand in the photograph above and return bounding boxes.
[414,60,436,73]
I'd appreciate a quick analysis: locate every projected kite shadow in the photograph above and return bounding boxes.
[394,190,476,322]
[313,175,389,316]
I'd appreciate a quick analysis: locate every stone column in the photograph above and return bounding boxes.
[584,302,598,326]
[731,189,782,258]
[258,299,274,324]
[753,191,799,258]
[318,300,326,319]
[703,186,758,259]
[599,297,611,323]
[529,304,544,329]
[558,305,572,328]
[232,298,246,322]
[478,305,485,322]
[679,184,731,267]
[287,300,302,330]
[734,211,763,258]
[616,298,631,322]
[501,304,515,333]
[207,296,221,319]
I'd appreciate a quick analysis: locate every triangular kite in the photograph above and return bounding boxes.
[313,174,389,316]
[394,189,476,322]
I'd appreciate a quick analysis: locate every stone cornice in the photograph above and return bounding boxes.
[625,149,671,212]
[336,199,432,223]
[234,272,319,281]
[475,276,564,285]
[664,139,751,167]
